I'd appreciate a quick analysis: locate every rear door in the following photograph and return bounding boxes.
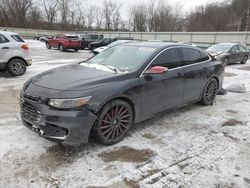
[0,34,11,64]
[179,47,210,104]
[140,48,184,118]
[230,45,241,63]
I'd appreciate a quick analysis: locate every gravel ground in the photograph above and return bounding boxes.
[0,40,250,188]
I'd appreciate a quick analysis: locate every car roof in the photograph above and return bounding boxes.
[0,31,18,36]
[122,42,188,50]
[215,43,237,46]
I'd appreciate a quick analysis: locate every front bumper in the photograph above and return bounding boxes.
[25,58,32,66]
[20,92,97,146]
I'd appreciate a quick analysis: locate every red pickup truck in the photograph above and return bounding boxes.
[46,34,81,51]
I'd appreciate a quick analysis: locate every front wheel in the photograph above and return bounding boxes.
[200,78,218,106]
[241,56,248,64]
[94,100,133,145]
[7,59,27,76]
[59,44,65,51]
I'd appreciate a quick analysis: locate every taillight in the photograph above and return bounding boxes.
[21,44,29,51]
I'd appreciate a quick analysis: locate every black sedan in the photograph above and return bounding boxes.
[20,42,224,146]
[206,43,249,65]
[88,38,115,50]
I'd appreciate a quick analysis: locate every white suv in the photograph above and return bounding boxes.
[0,31,32,76]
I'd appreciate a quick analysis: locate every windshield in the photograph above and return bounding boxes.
[83,45,156,72]
[208,44,232,52]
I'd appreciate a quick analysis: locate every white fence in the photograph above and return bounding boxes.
[1,27,250,47]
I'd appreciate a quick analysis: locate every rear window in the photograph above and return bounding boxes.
[66,35,78,39]
[200,51,210,61]
[0,34,9,43]
[11,35,25,42]
[90,35,98,40]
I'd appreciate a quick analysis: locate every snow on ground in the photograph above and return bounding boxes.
[0,40,250,188]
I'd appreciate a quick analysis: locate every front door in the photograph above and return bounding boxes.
[140,48,184,118]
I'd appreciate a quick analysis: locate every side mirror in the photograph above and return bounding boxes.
[145,66,168,74]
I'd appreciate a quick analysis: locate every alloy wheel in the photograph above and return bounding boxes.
[11,60,25,75]
[95,100,133,145]
[204,79,218,105]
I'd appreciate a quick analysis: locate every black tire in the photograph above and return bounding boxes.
[94,100,133,145]
[46,42,51,49]
[223,58,229,66]
[241,56,248,64]
[7,59,27,76]
[59,44,65,51]
[74,49,78,52]
[200,78,218,106]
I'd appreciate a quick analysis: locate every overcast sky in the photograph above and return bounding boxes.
[85,0,226,19]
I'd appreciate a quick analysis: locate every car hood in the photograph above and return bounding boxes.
[31,64,124,91]
[206,49,227,56]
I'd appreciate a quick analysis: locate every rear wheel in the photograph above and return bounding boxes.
[74,49,78,52]
[223,58,229,66]
[241,56,248,64]
[200,78,218,106]
[7,59,27,76]
[94,100,133,145]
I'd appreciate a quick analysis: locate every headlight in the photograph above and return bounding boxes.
[48,96,92,109]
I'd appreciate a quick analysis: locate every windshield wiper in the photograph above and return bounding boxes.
[101,64,119,73]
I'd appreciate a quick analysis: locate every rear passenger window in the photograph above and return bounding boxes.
[180,48,201,66]
[200,51,210,61]
[11,35,25,43]
[0,34,9,43]
[152,48,180,69]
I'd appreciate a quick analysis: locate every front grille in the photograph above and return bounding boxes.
[23,94,47,103]
[21,99,42,123]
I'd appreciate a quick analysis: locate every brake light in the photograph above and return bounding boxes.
[21,44,29,51]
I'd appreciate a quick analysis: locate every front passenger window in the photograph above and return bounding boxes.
[152,48,180,69]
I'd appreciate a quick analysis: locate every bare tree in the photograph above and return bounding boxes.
[102,0,122,31]
[129,3,148,32]
[7,0,33,27]
[85,5,95,29]
[95,6,103,30]
[39,0,59,29]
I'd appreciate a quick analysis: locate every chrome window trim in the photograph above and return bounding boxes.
[140,46,212,77]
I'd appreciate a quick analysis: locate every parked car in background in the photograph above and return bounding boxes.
[39,35,53,42]
[46,34,81,52]
[81,34,103,49]
[93,40,135,54]
[33,35,42,40]
[20,42,224,146]
[206,43,249,65]
[88,38,115,50]
[0,31,32,76]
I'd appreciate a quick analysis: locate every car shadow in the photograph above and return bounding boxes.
[43,103,202,164]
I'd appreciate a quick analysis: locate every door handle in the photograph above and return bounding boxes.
[202,67,208,71]
[2,47,9,49]
[177,72,184,77]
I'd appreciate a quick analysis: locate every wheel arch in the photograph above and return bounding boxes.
[97,95,136,123]
[7,56,27,66]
